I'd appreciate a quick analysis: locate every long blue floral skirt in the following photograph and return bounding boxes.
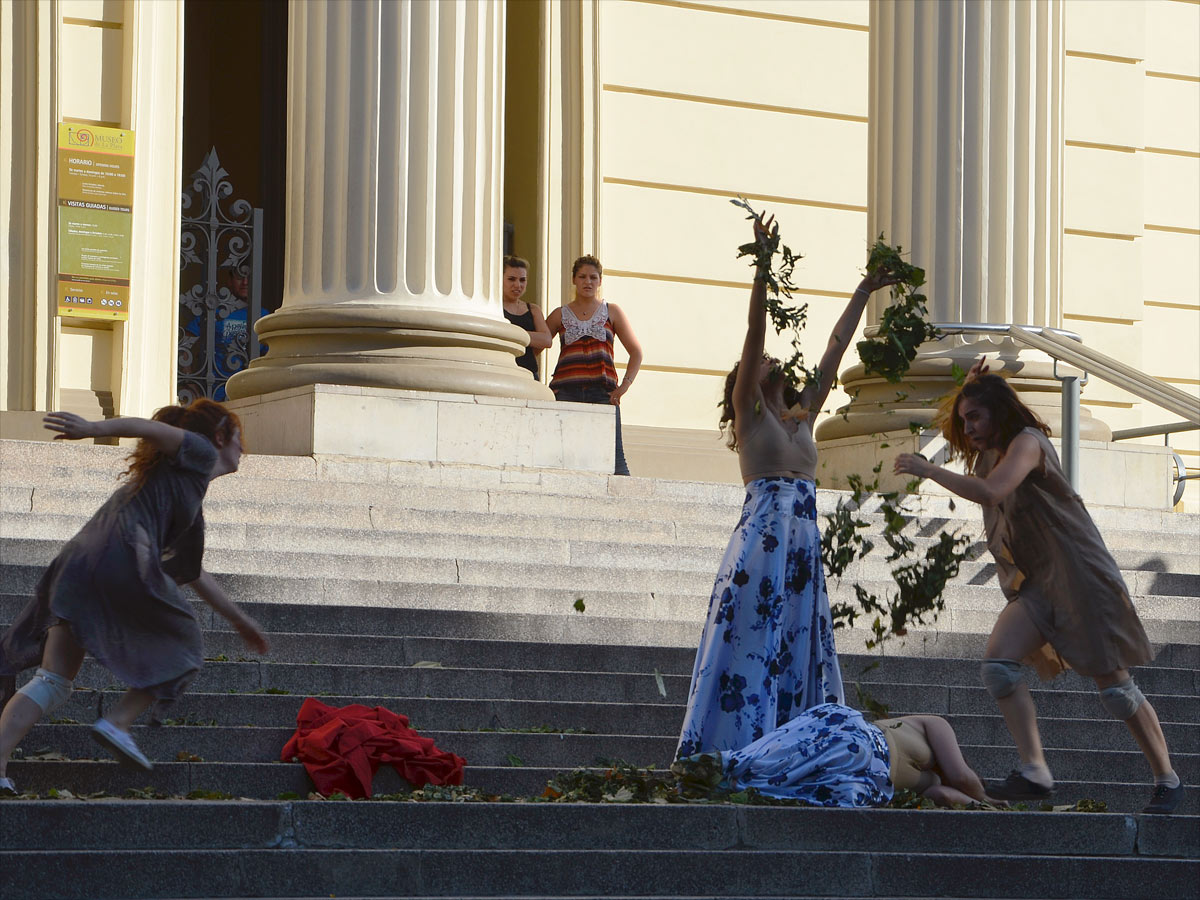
[676,477,844,759]
[719,703,893,807]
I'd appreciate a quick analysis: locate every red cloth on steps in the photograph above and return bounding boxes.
[281,698,466,798]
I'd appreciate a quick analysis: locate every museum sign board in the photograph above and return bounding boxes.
[56,123,135,320]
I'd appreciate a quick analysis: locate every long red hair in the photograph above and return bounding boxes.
[937,373,1049,473]
[123,399,241,489]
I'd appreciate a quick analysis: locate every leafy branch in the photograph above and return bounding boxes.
[821,465,973,650]
[730,198,818,395]
[856,235,939,383]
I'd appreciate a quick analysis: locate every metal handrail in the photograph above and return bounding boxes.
[1008,326,1200,425]
[863,322,1085,342]
[1111,422,1200,441]
[1111,422,1200,506]
[861,321,1200,501]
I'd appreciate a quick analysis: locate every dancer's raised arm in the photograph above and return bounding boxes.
[800,267,901,418]
[731,216,775,420]
[43,411,185,458]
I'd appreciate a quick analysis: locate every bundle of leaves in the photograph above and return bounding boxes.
[542,758,683,804]
[822,464,974,650]
[730,198,818,397]
[856,235,939,383]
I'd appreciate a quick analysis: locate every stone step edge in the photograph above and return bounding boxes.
[6,463,1198,533]
[21,723,1200,760]
[5,435,1196,503]
[32,657,1200,701]
[8,760,1198,794]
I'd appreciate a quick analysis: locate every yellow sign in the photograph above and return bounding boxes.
[56,123,135,320]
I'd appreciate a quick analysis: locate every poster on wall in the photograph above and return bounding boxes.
[56,123,135,320]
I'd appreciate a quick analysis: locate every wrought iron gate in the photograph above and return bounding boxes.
[178,147,263,403]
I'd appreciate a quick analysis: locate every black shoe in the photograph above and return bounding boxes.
[987,770,1055,802]
[1141,782,1183,815]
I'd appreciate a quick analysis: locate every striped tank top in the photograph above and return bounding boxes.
[550,302,618,393]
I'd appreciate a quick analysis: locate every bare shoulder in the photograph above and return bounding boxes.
[1009,431,1044,462]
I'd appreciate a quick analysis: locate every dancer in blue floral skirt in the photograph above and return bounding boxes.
[675,703,990,809]
[677,215,901,759]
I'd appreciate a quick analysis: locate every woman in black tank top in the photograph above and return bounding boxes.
[502,257,552,380]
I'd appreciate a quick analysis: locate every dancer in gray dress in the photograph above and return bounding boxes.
[0,399,269,794]
[894,362,1182,814]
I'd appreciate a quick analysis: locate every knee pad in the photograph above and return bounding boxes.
[1099,677,1145,721]
[980,659,1023,699]
[15,668,74,715]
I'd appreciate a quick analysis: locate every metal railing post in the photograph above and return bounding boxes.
[1061,375,1080,493]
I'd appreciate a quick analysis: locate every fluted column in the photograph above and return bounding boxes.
[818,0,1109,441]
[226,0,551,402]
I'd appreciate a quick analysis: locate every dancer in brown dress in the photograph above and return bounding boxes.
[894,362,1182,813]
[0,400,269,794]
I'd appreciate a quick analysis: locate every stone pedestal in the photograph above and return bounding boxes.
[226,0,551,404]
[227,383,614,473]
[816,430,1175,510]
[818,336,1111,443]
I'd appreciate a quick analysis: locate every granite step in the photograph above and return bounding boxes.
[2,440,1197,900]
[2,589,1198,665]
[10,505,1200,577]
[6,757,1197,816]
[14,723,1200,786]
[0,801,1194,856]
[3,547,1196,642]
[32,658,1200,719]
[1,846,1196,900]
[27,699,1200,754]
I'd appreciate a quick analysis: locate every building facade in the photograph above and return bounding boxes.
[2,0,1197,505]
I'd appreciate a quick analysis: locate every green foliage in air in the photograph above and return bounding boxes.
[730,198,819,396]
[856,235,939,383]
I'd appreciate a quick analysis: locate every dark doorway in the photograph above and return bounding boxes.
[179,0,286,401]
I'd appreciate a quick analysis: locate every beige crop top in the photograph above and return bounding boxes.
[738,409,818,482]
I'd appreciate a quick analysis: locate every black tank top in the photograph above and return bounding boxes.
[503,305,539,379]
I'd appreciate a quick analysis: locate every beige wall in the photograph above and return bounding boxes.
[3,0,1196,507]
[572,0,871,447]
[0,0,182,433]
[543,0,1198,503]
[1062,0,1200,507]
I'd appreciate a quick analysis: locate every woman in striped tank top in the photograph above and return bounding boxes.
[547,255,643,476]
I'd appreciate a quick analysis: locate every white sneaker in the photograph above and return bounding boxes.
[0,776,16,796]
[90,718,153,772]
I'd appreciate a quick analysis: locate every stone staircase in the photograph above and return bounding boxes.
[0,438,1197,899]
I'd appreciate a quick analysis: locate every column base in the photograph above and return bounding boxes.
[815,431,1175,510]
[225,305,553,402]
[225,383,615,473]
[815,338,1112,443]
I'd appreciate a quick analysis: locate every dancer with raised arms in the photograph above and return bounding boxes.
[676,215,901,759]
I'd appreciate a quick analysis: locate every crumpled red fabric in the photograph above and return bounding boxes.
[281,698,466,798]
